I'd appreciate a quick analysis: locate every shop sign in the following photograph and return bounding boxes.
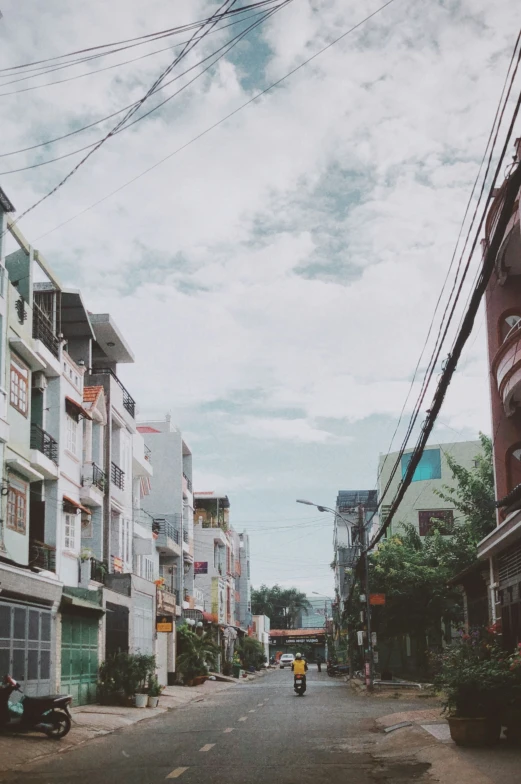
[369,594,386,606]
[194,562,208,574]
[156,615,174,633]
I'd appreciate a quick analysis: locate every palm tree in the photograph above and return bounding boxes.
[252,585,311,629]
[176,626,219,682]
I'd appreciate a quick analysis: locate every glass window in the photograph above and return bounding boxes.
[7,484,27,534]
[418,509,454,536]
[66,413,78,455]
[10,358,29,416]
[401,449,441,482]
[64,512,77,550]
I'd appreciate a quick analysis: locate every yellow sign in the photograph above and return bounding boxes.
[156,615,173,633]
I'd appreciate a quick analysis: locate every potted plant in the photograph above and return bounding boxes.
[147,675,163,708]
[176,623,218,686]
[98,653,141,706]
[133,653,156,707]
[434,627,511,746]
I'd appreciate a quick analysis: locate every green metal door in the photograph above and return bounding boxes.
[61,614,99,705]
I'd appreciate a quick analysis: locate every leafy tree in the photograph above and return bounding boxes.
[236,637,266,670]
[351,436,496,676]
[176,624,219,682]
[251,585,311,629]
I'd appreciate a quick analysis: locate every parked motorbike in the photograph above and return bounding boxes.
[0,675,72,739]
[326,662,350,678]
[294,674,306,696]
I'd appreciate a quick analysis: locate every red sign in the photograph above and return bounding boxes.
[369,594,386,606]
[112,556,123,574]
[194,561,208,574]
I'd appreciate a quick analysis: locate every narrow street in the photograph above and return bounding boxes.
[0,669,435,784]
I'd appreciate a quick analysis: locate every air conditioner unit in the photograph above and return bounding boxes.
[32,372,47,392]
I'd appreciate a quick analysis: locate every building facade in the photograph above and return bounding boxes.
[477,138,521,651]
[378,441,483,537]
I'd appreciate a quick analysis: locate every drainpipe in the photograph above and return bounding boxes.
[489,557,497,625]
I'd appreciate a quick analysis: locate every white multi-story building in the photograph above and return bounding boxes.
[137,416,196,684]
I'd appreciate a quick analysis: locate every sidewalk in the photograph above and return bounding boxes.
[0,679,235,775]
[373,705,521,784]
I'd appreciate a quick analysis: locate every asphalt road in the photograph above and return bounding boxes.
[1,668,433,784]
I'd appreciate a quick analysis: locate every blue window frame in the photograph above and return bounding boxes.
[401,449,441,482]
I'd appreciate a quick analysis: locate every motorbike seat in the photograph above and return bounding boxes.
[24,695,70,706]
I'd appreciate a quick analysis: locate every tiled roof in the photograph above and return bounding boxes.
[83,385,103,404]
[137,426,161,433]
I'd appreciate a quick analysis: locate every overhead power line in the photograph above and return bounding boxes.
[0,2,283,93]
[30,0,399,242]
[0,2,289,176]
[6,0,239,231]
[0,1,281,73]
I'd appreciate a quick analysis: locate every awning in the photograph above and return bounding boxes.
[65,396,93,421]
[63,495,91,515]
[202,611,217,623]
[60,594,105,615]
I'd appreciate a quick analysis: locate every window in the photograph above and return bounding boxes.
[6,482,27,534]
[401,449,441,482]
[10,358,29,416]
[64,512,77,550]
[418,509,454,537]
[66,414,78,455]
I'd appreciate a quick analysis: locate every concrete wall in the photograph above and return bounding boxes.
[377,440,483,535]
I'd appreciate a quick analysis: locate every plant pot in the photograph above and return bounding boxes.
[192,676,206,686]
[448,717,501,747]
[148,696,160,708]
[134,693,148,708]
[502,708,521,743]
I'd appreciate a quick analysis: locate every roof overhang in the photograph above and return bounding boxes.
[61,289,95,341]
[0,187,15,213]
[7,457,45,483]
[89,313,134,364]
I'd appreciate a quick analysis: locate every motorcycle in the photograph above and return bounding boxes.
[0,675,72,739]
[294,674,306,696]
[326,662,350,677]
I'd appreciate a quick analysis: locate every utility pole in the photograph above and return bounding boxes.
[359,504,374,692]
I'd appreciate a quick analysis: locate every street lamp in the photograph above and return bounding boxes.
[296,499,355,548]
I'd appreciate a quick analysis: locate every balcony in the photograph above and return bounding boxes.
[493,329,521,415]
[81,463,106,507]
[29,540,56,572]
[32,302,60,359]
[30,424,59,479]
[182,472,192,498]
[154,518,182,556]
[94,368,135,418]
[111,461,125,490]
[132,433,153,478]
[30,423,58,462]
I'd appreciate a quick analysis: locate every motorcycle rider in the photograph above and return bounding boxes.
[291,652,308,689]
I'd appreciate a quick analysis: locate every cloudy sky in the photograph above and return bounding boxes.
[0,0,518,595]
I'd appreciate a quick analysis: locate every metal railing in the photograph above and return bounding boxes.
[92,463,107,492]
[30,423,58,462]
[183,529,189,544]
[111,461,125,490]
[30,540,56,572]
[91,558,108,583]
[32,302,60,358]
[183,472,192,492]
[154,518,180,544]
[93,368,135,418]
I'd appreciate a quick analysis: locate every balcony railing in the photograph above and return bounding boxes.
[111,461,125,490]
[93,368,135,418]
[32,302,60,358]
[92,463,107,492]
[183,472,192,492]
[30,540,56,572]
[30,423,58,463]
[155,518,180,544]
[183,529,189,544]
[91,558,108,583]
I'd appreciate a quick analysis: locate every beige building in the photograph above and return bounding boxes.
[378,440,483,537]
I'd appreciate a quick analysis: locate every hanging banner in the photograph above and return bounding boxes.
[194,562,208,574]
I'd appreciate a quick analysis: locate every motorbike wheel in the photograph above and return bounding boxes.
[45,711,71,740]
[327,671,335,677]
